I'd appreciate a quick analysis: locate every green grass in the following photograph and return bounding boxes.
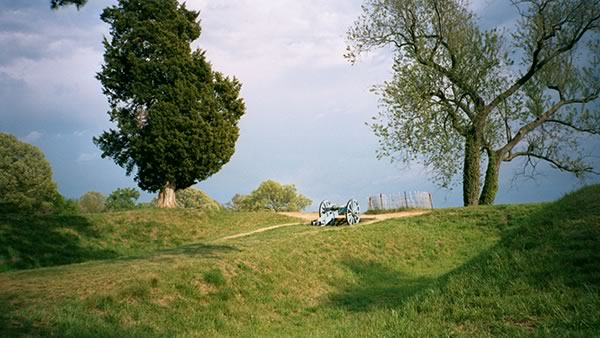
[0,209,297,271]
[1,185,599,337]
[363,207,423,215]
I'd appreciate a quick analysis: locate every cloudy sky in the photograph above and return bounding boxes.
[1,0,598,209]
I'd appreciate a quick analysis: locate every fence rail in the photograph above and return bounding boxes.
[368,191,433,210]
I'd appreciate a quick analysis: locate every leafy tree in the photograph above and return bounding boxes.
[50,0,87,9]
[105,187,140,211]
[226,193,248,212]
[78,191,106,213]
[0,133,60,213]
[94,0,245,208]
[176,187,222,210]
[347,0,600,205]
[230,180,312,212]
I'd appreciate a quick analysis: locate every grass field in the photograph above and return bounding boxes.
[1,185,599,337]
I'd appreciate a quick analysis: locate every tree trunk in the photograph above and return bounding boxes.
[157,181,177,208]
[479,150,501,205]
[463,130,481,206]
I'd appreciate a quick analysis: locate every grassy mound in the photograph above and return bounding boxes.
[0,185,598,336]
[0,209,296,272]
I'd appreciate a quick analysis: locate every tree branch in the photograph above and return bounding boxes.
[431,90,469,136]
[498,93,599,156]
[545,118,600,134]
[504,151,599,175]
[487,3,600,113]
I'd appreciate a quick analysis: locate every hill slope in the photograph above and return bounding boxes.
[0,209,296,272]
[1,186,599,337]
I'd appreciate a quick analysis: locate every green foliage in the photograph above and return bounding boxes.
[78,191,107,213]
[50,0,87,9]
[230,180,312,212]
[94,0,245,196]
[0,132,60,213]
[348,0,600,205]
[175,187,222,211]
[105,187,140,211]
[52,195,80,215]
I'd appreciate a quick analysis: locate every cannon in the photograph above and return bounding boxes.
[311,199,361,226]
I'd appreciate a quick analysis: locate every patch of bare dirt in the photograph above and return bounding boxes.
[280,210,431,224]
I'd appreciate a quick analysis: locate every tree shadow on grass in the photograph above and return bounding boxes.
[0,213,118,271]
[329,258,434,312]
[327,185,600,327]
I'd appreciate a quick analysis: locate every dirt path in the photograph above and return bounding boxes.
[218,222,300,241]
[217,210,431,241]
[279,210,431,224]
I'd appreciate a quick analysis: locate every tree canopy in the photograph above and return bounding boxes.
[347,0,600,205]
[78,191,106,213]
[105,187,140,211]
[175,187,222,211]
[0,133,60,213]
[229,180,312,212]
[94,0,245,208]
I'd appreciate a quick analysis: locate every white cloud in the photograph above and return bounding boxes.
[22,130,42,142]
[77,152,98,163]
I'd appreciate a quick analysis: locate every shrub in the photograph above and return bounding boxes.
[0,132,60,213]
[176,187,222,210]
[229,180,312,212]
[105,187,140,211]
[79,192,107,213]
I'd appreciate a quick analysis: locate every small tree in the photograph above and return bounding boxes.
[176,187,222,211]
[0,133,59,213]
[94,0,245,208]
[230,180,312,212]
[78,192,107,213]
[105,187,140,211]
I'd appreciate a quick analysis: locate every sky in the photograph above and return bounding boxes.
[0,0,598,210]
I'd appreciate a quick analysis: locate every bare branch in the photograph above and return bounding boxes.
[504,151,600,175]
[545,119,600,134]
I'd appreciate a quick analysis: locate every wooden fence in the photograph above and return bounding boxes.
[368,191,433,210]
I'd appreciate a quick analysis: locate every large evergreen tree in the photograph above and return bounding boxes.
[347,0,600,206]
[95,0,245,208]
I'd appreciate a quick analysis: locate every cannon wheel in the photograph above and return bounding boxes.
[319,200,332,218]
[345,199,360,225]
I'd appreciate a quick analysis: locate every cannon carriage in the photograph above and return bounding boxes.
[311,199,360,226]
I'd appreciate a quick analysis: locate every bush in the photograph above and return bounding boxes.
[229,180,311,212]
[176,187,222,210]
[79,192,107,213]
[53,195,80,215]
[0,132,60,213]
[105,187,140,211]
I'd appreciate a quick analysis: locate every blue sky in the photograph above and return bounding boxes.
[1,0,598,210]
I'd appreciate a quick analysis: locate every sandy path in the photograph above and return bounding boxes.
[279,210,431,224]
[218,222,300,241]
[217,210,431,241]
